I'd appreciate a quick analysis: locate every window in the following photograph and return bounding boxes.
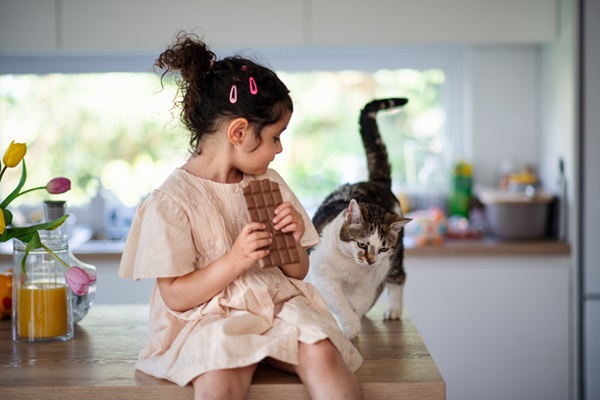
[0,48,462,230]
[275,68,446,213]
[0,73,189,208]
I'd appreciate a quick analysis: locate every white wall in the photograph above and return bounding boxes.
[538,2,580,397]
[539,0,578,238]
[467,46,540,187]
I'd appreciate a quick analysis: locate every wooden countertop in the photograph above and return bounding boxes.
[0,304,444,400]
[0,238,571,265]
[405,238,571,257]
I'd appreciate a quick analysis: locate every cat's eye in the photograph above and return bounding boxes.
[357,243,368,250]
[379,247,389,253]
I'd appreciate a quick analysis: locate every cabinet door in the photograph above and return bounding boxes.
[404,256,571,400]
[0,0,57,51]
[60,0,305,52]
[585,300,600,400]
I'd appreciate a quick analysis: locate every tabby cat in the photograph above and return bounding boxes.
[306,98,411,339]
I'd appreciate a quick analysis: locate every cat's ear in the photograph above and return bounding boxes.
[390,217,412,233]
[345,199,363,224]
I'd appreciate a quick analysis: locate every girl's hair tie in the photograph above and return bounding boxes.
[229,85,238,104]
[249,77,258,95]
[229,66,259,103]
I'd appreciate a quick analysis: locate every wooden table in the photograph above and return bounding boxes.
[0,304,444,399]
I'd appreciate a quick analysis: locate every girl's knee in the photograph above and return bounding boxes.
[299,339,344,367]
[296,340,362,399]
[192,364,257,400]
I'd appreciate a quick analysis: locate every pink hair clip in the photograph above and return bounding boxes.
[249,77,258,95]
[241,65,248,72]
[229,84,237,104]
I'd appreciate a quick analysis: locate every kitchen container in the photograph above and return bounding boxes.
[479,190,553,240]
[12,233,74,342]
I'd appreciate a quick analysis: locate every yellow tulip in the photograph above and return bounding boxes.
[2,140,27,168]
[0,211,5,235]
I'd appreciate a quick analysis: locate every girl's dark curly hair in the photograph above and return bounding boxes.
[155,32,293,155]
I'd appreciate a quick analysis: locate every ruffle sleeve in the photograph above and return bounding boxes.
[119,190,197,280]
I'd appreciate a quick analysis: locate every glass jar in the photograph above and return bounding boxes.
[12,233,74,342]
[43,201,96,323]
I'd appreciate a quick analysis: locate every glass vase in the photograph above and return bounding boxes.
[43,200,96,323]
[11,233,74,342]
[69,254,96,323]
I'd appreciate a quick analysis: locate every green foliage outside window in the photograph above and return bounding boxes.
[0,69,444,214]
[276,69,445,210]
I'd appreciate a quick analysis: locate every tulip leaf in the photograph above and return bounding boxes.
[2,208,13,226]
[21,231,43,274]
[0,160,27,209]
[2,215,68,242]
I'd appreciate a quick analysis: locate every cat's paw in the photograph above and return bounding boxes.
[383,306,402,320]
[341,316,362,339]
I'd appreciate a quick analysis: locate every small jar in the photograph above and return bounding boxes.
[12,233,74,342]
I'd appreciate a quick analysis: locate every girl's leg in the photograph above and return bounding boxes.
[269,340,362,400]
[191,364,258,400]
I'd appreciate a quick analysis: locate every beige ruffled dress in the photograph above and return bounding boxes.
[119,168,363,386]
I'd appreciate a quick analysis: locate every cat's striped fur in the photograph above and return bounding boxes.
[307,98,411,339]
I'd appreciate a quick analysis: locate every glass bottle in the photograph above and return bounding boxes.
[448,160,473,218]
[12,229,73,342]
[43,201,96,324]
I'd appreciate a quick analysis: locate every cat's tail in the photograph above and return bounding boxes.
[359,97,408,186]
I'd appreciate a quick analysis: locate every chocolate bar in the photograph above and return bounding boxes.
[242,179,300,268]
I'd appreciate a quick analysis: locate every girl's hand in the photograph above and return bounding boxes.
[273,202,305,243]
[229,222,273,271]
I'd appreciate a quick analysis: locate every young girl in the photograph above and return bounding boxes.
[118,33,363,400]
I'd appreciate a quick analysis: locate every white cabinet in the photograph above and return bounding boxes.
[0,0,57,51]
[311,0,556,45]
[404,255,572,400]
[59,0,305,52]
[584,300,600,400]
[75,254,154,305]
[1,0,557,53]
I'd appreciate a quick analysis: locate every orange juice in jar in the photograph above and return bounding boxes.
[17,283,68,338]
[12,234,74,343]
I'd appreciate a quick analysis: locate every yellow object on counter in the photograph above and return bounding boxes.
[508,165,538,186]
[397,192,411,215]
[0,269,11,320]
[449,160,473,218]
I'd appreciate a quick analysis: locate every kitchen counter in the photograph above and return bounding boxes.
[405,238,571,257]
[0,238,571,264]
[0,303,444,400]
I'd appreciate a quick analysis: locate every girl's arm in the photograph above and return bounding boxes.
[157,222,272,312]
[278,244,309,280]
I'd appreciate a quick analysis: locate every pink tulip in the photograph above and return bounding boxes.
[66,266,96,296]
[46,177,71,194]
